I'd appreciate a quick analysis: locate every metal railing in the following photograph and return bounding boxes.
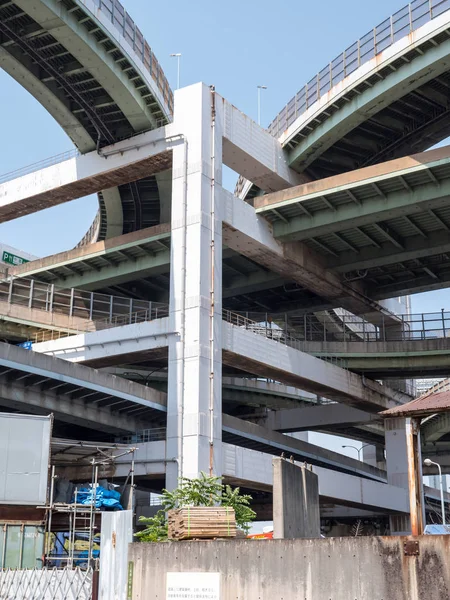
[222,308,347,369]
[268,0,450,138]
[223,309,450,344]
[0,149,80,185]
[91,0,173,116]
[117,427,167,444]
[0,276,168,343]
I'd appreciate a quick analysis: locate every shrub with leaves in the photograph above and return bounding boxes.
[135,510,168,542]
[161,472,223,510]
[136,473,256,542]
[221,484,256,535]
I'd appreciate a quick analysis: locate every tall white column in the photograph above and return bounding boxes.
[166,83,223,489]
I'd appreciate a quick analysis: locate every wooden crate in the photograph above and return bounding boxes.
[168,507,236,540]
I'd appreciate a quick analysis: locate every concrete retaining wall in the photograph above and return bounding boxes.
[128,536,450,600]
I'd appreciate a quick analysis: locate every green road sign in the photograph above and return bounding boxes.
[2,251,29,266]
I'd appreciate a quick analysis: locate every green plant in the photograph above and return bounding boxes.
[161,472,223,510]
[222,484,256,535]
[135,510,168,542]
[135,473,256,542]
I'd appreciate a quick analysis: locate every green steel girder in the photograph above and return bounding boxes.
[268,170,450,243]
[371,266,450,299]
[329,229,450,274]
[39,250,171,290]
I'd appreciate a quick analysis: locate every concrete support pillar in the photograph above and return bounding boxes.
[363,444,385,471]
[385,417,411,535]
[166,84,223,489]
[273,458,320,539]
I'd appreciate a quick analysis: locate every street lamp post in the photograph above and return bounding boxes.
[170,53,182,89]
[342,444,372,462]
[424,458,446,525]
[257,85,267,126]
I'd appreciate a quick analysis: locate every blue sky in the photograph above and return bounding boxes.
[0,0,447,312]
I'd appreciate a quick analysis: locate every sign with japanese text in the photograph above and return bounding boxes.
[2,251,29,266]
[167,572,220,600]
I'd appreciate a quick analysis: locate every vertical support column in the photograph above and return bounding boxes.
[166,84,223,489]
[363,444,385,470]
[406,417,425,536]
[385,417,422,535]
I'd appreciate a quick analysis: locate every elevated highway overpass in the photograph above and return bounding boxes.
[3,0,450,528]
[0,0,174,241]
[238,0,450,196]
[255,145,450,299]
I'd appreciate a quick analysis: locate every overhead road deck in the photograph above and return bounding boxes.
[32,314,406,410]
[284,3,450,177]
[0,130,172,223]
[0,343,167,433]
[221,321,407,412]
[267,404,380,433]
[222,414,385,482]
[303,341,450,379]
[108,442,410,514]
[6,203,396,319]
[0,0,173,240]
[106,370,326,411]
[238,1,450,200]
[9,225,171,290]
[255,146,450,298]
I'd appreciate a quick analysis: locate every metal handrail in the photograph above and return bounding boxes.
[268,0,450,138]
[0,149,80,184]
[0,275,168,343]
[223,309,450,344]
[90,0,173,116]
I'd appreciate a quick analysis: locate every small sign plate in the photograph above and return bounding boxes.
[167,572,220,600]
[2,251,29,266]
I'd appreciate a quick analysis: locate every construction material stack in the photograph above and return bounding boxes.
[167,507,236,540]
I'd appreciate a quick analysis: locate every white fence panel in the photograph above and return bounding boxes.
[0,567,93,600]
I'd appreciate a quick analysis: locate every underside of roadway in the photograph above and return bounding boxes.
[0,0,173,241]
[31,316,407,412]
[303,339,450,378]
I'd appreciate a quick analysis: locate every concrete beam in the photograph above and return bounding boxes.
[0,130,172,223]
[221,188,397,325]
[222,321,407,411]
[422,413,450,443]
[219,94,307,192]
[222,414,386,482]
[268,404,380,433]
[33,318,175,365]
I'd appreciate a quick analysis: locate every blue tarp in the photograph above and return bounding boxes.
[71,485,123,510]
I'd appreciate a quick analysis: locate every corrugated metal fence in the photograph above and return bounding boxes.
[0,567,93,600]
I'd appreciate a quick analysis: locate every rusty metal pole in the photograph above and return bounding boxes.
[406,417,424,536]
